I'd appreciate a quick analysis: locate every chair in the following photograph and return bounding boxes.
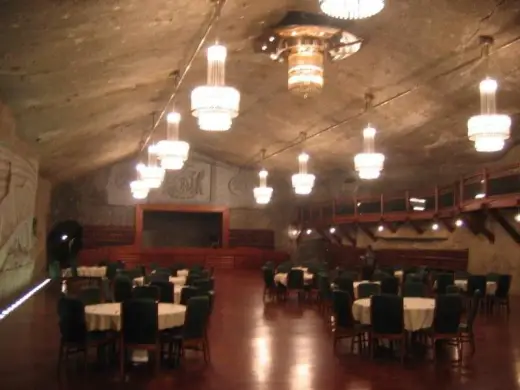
[105,263,119,281]
[435,273,455,295]
[361,266,373,281]
[286,269,305,300]
[486,273,500,282]
[445,285,460,295]
[189,264,204,274]
[459,290,482,355]
[120,299,160,376]
[186,274,203,286]
[454,271,470,280]
[406,273,422,284]
[380,277,399,295]
[357,282,381,299]
[371,271,389,282]
[402,282,426,297]
[171,296,211,364]
[426,294,463,361]
[262,267,277,301]
[491,274,511,316]
[57,297,116,374]
[336,277,355,301]
[180,286,200,305]
[332,290,367,353]
[132,286,160,301]
[370,294,406,364]
[113,277,133,302]
[78,287,102,305]
[317,274,333,317]
[150,272,170,283]
[276,262,292,273]
[151,281,175,303]
[467,275,487,312]
[340,270,358,281]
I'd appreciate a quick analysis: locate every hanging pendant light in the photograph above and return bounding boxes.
[467,37,511,153]
[155,112,190,170]
[253,170,274,205]
[319,0,385,20]
[292,151,316,195]
[136,145,165,189]
[354,125,385,180]
[130,165,149,200]
[191,43,240,131]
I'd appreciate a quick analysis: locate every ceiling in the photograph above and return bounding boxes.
[1,0,520,191]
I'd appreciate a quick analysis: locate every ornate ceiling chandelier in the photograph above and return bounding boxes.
[319,0,385,20]
[255,11,362,98]
[129,166,149,200]
[136,146,165,189]
[468,36,510,153]
[253,170,274,205]
[191,43,240,131]
[292,152,316,195]
[155,112,190,170]
[354,125,385,180]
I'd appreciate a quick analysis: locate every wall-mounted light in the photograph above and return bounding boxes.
[329,227,336,234]
[515,213,520,223]
[475,193,486,199]
[431,223,439,231]
[61,234,68,241]
[306,229,312,235]
[455,219,464,227]
[377,225,384,232]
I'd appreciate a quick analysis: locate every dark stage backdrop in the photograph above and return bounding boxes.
[142,211,222,248]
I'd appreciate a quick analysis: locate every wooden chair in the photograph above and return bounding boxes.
[132,285,160,301]
[286,269,305,301]
[332,290,368,354]
[357,282,381,299]
[459,290,482,356]
[151,281,175,303]
[370,294,406,364]
[490,274,511,316]
[262,267,277,301]
[180,286,200,305]
[120,299,160,377]
[112,276,132,302]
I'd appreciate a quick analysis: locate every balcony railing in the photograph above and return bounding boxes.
[297,164,520,225]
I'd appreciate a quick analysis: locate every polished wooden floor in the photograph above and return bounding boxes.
[1,270,519,390]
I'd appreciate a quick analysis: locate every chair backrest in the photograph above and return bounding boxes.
[194,278,213,293]
[402,282,426,298]
[467,275,487,295]
[180,286,200,305]
[58,297,87,343]
[190,264,204,273]
[445,285,460,295]
[332,289,355,328]
[466,290,482,331]
[113,277,133,302]
[336,277,354,300]
[340,270,358,281]
[371,294,404,334]
[132,285,160,301]
[121,299,159,344]
[454,271,470,280]
[186,274,203,286]
[486,273,500,282]
[150,272,170,283]
[433,294,463,334]
[495,274,512,298]
[276,262,292,273]
[357,282,381,299]
[106,262,119,280]
[436,273,455,294]
[406,273,422,284]
[287,269,304,289]
[318,274,332,300]
[360,266,372,280]
[380,277,399,295]
[183,296,211,339]
[371,271,389,282]
[150,281,174,303]
[78,286,102,305]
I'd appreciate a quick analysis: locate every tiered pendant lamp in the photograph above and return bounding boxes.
[130,166,149,200]
[155,112,190,170]
[191,43,240,131]
[292,152,316,195]
[319,0,385,20]
[253,150,274,204]
[136,145,165,189]
[467,37,511,153]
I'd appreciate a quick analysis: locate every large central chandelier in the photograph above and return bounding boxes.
[467,77,511,152]
[256,12,362,98]
[253,169,274,204]
[292,152,316,195]
[155,112,190,170]
[136,145,165,189]
[319,0,385,20]
[191,44,240,131]
[354,125,385,180]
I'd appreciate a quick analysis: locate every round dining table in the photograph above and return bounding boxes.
[62,266,107,278]
[84,302,186,332]
[352,297,435,332]
[274,271,313,286]
[134,275,186,286]
[176,269,190,277]
[352,280,381,299]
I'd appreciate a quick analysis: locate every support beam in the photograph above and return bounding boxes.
[470,212,495,243]
[408,220,424,235]
[441,219,455,233]
[382,221,398,233]
[489,209,520,244]
[357,224,377,242]
[338,224,357,246]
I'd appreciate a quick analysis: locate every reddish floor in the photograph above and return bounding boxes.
[0,270,519,390]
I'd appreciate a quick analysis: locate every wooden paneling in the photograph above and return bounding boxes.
[229,229,274,249]
[78,245,289,270]
[82,225,135,248]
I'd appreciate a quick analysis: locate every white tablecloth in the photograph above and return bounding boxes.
[454,279,497,295]
[353,281,381,299]
[62,266,107,278]
[134,275,186,287]
[352,297,435,332]
[274,271,313,286]
[177,269,189,277]
[84,302,186,331]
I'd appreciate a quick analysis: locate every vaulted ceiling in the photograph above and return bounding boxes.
[1,0,520,191]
